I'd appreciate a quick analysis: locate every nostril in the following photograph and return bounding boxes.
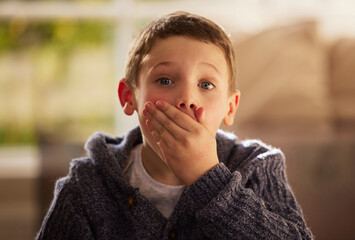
[178,103,196,109]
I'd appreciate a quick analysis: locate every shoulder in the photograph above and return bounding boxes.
[41,158,92,223]
[84,127,142,169]
[54,157,94,197]
[36,157,98,239]
[85,127,142,152]
[216,129,285,173]
[53,127,143,203]
[49,156,108,220]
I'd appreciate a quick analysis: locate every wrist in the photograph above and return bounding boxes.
[188,163,232,205]
[183,160,219,186]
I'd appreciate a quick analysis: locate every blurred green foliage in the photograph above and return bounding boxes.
[12,0,112,2]
[0,124,37,146]
[0,19,115,146]
[0,19,114,52]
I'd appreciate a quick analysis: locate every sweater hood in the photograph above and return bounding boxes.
[84,127,143,170]
[74,126,281,195]
[82,126,246,176]
[78,127,143,196]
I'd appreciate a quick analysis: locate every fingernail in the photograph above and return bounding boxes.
[151,131,161,143]
[156,100,164,108]
[146,102,153,110]
[145,119,151,129]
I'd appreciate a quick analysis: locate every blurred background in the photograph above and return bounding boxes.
[0,0,354,239]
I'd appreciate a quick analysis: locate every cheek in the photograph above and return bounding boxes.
[140,94,175,108]
[205,110,223,125]
[205,102,228,125]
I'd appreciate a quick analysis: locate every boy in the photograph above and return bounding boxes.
[36,12,313,239]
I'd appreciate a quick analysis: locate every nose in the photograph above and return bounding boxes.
[177,102,196,111]
[175,90,198,120]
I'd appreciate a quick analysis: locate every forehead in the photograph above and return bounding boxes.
[141,36,228,75]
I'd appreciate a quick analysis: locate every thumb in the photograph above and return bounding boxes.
[195,107,207,126]
[195,108,215,138]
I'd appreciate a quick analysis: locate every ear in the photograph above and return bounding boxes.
[118,78,135,116]
[223,90,240,126]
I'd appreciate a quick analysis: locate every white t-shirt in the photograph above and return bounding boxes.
[124,144,185,219]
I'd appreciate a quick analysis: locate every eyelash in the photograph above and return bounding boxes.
[156,77,215,90]
[198,81,215,90]
[157,77,174,86]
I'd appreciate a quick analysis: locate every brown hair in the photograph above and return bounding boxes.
[125,11,236,94]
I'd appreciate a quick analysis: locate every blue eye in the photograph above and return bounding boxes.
[158,78,173,85]
[198,81,214,90]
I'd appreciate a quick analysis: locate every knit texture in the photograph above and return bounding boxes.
[36,127,313,239]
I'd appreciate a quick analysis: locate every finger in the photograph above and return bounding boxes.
[147,120,176,167]
[145,112,176,149]
[149,129,167,164]
[144,101,186,136]
[151,134,178,175]
[154,139,172,170]
[155,100,196,132]
[150,128,161,143]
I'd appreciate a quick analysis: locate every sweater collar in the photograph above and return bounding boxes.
[84,126,238,179]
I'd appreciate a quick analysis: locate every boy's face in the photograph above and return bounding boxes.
[120,36,239,155]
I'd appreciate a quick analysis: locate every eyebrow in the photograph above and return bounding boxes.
[151,61,221,75]
[152,62,173,69]
[200,61,221,75]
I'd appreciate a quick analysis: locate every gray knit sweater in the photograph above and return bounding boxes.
[36,127,313,240]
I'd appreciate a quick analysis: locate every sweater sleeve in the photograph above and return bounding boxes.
[188,151,313,240]
[35,177,95,240]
